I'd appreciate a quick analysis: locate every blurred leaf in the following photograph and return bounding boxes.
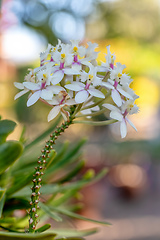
[0,188,6,201]
[19,126,27,144]
[6,171,34,196]
[35,224,51,233]
[0,120,17,144]
[48,141,69,167]
[46,139,87,176]
[0,193,6,218]
[0,232,57,240]
[51,189,79,207]
[56,238,84,240]
[39,202,62,222]
[49,206,111,226]
[56,160,85,184]
[24,116,61,151]
[12,168,108,198]
[46,150,56,168]
[51,228,98,237]
[0,217,16,224]
[0,141,23,175]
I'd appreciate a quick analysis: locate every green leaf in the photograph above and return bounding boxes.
[0,217,16,224]
[6,172,33,196]
[52,228,98,237]
[39,202,62,222]
[0,120,16,144]
[0,232,57,240]
[56,237,84,240]
[46,150,56,168]
[0,193,6,218]
[12,168,108,198]
[56,160,85,184]
[46,139,86,175]
[0,141,23,174]
[49,206,111,226]
[0,188,6,201]
[35,224,51,233]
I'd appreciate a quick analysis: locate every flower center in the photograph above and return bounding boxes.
[61,53,66,59]
[59,91,70,104]
[118,73,122,78]
[73,46,78,53]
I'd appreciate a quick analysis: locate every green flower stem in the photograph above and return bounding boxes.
[73,119,117,126]
[29,113,75,233]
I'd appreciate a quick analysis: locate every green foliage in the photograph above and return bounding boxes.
[0,118,109,239]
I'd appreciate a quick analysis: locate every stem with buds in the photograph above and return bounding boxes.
[28,107,76,233]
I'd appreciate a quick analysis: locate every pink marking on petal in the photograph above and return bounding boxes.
[113,80,118,88]
[110,63,114,69]
[74,55,78,62]
[85,82,90,90]
[123,109,128,117]
[60,62,64,69]
[41,82,46,89]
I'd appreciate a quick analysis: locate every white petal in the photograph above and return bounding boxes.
[61,111,68,121]
[64,68,80,75]
[23,82,40,91]
[102,103,119,112]
[72,63,82,71]
[48,106,60,122]
[111,89,122,107]
[120,119,127,138]
[126,117,137,131]
[51,71,64,85]
[27,91,41,107]
[88,88,105,99]
[66,99,77,105]
[40,89,53,100]
[110,110,123,121]
[49,85,64,94]
[14,82,24,90]
[75,90,89,103]
[14,89,29,100]
[117,86,133,99]
[48,98,59,105]
[65,82,85,91]
[102,82,114,89]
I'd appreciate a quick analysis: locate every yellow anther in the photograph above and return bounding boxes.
[129,104,134,109]
[88,74,93,80]
[73,46,78,52]
[61,53,66,59]
[43,74,47,79]
[47,53,51,60]
[118,73,122,78]
[111,55,114,59]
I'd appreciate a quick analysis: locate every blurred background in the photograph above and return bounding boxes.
[0,0,160,239]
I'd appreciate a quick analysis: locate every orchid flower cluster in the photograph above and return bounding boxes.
[14,40,139,138]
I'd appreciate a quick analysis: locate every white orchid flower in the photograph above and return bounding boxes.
[65,80,105,104]
[103,102,138,138]
[23,81,64,107]
[14,82,29,100]
[47,91,76,122]
[98,45,116,72]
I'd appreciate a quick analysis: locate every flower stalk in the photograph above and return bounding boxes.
[29,109,76,233]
